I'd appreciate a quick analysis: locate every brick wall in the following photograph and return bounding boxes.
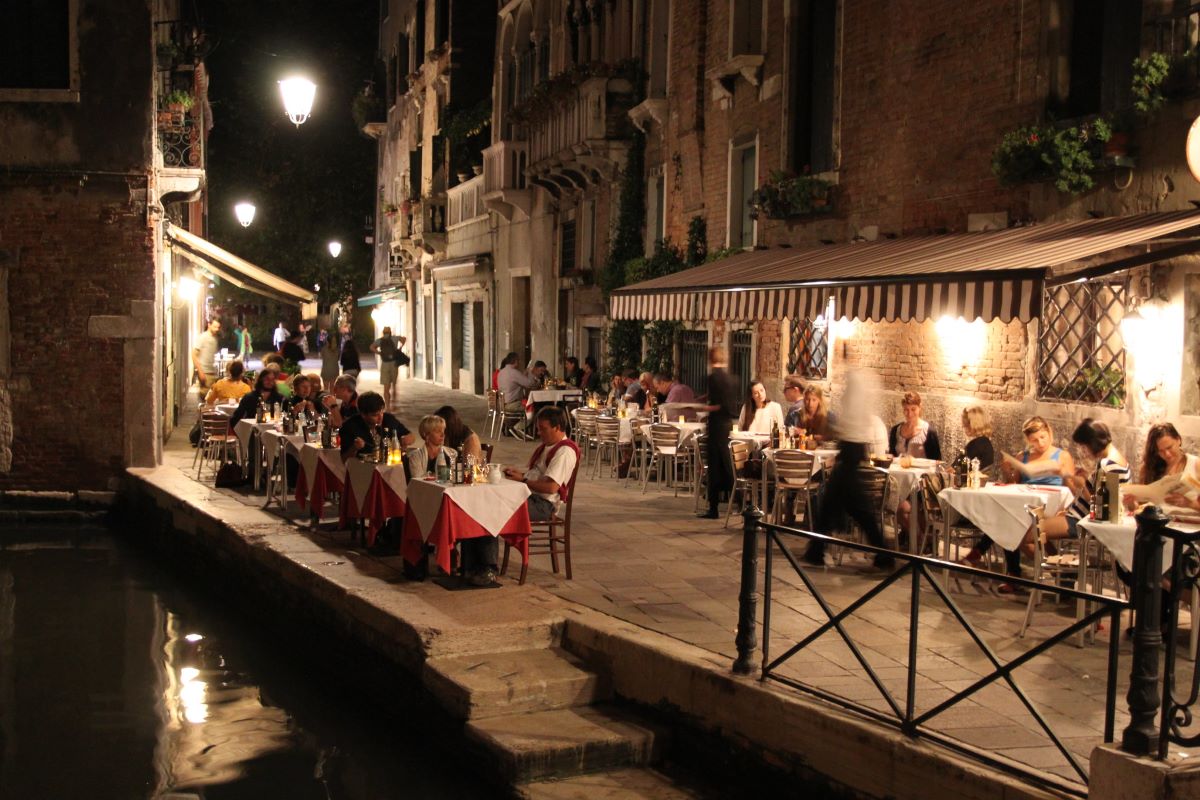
[0,175,155,490]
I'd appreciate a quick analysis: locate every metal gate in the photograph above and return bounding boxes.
[679,330,709,393]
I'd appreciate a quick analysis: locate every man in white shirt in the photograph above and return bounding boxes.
[272,321,290,351]
[191,318,221,389]
[504,407,579,522]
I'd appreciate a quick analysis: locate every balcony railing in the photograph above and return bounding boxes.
[1146,5,1200,94]
[159,114,203,168]
[527,75,635,166]
[483,140,527,194]
[446,175,486,229]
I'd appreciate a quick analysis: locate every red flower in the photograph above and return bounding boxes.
[1028,133,1039,144]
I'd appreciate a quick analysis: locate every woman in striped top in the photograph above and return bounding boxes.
[1038,418,1129,542]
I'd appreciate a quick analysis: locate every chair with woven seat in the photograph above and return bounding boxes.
[1020,505,1087,638]
[769,449,817,526]
[196,410,238,480]
[501,460,580,583]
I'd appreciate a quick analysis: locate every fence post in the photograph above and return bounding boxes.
[1121,504,1169,756]
[733,505,763,675]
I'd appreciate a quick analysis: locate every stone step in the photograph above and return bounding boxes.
[466,705,667,784]
[517,767,702,799]
[425,647,608,720]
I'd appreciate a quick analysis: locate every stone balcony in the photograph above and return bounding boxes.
[482,140,531,220]
[524,75,636,199]
[446,174,487,229]
[412,197,447,254]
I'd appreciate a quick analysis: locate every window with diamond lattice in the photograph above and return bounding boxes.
[1037,279,1128,407]
[787,318,828,380]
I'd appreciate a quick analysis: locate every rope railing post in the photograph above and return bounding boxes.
[1121,504,1170,756]
[733,505,764,675]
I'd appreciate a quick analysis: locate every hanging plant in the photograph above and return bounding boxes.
[748,171,834,219]
[1131,52,1170,116]
[991,117,1111,194]
[508,59,642,127]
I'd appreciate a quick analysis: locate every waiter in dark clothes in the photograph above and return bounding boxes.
[699,347,739,519]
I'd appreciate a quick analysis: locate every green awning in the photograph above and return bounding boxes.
[356,287,405,307]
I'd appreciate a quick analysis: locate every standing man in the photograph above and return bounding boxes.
[191,318,221,391]
[699,347,738,519]
[272,321,290,352]
[371,326,400,408]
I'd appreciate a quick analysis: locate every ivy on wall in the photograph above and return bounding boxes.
[602,130,646,378]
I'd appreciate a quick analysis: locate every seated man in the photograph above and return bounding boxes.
[324,374,359,429]
[204,360,252,406]
[782,375,806,430]
[504,406,580,523]
[230,368,285,426]
[653,372,696,419]
[622,369,646,408]
[498,357,538,439]
[338,391,413,462]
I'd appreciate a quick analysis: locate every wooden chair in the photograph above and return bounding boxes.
[591,418,623,479]
[196,410,238,480]
[502,460,580,583]
[724,440,762,528]
[1020,505,1086,638]
[485,389,502,439]
[496,390,527,440]
[769,449,817,526]
[833,466,888,563]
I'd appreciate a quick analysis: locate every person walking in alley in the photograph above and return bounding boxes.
[191,318,221,390]
[272,321,289,352]
[699,347,738,519]
[371,326,401,408]
[236,323,253,363]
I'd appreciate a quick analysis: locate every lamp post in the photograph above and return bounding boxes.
[234,202,256,228]
[327,241,342,258]
[279,77,316,126]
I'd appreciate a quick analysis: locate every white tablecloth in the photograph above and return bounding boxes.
[261,429,304,476]
[345,458,408,510]
[1077,518,1200,573]
[939,484,1073,550]
[662,420,706,447]
[887,463,937,511]
[234,418,281,461]
[299,442,346,485]
[529,388,583,404]
[406,478,531,541]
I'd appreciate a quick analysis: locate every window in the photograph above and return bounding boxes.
[397,33,409,92]
[580,199,595,270]
[0,0,77,101]
[729,330,753,399]
[646,170,665,254]
[559,220,577,276]
[728,140,757,249]
[434,0,449,47]
[1037,279,1128,407]
[730,0,763,57]
[646,0,670,98]
[586,326,602,366]
[387,51,398,107]
[787,317,829,380]
[679,330,710,394]
[788,0,837,173]
[1053,0,1141,117]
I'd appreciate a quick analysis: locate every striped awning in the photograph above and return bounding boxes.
[608,210,1200,323]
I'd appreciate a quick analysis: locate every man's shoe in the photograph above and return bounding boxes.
[467,569,498,587]
[697,509,720,519]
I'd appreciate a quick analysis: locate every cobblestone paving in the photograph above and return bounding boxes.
[174,367,1196,786]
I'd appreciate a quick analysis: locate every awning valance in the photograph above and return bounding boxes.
[356,287,406,307]
[166,224,316,304]
[610,210,1200,323]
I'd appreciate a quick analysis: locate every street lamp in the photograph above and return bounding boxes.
[234,202,256,227]
[327,241,342,258]
[279,76,316,126]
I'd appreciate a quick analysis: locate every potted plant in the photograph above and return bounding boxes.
[471,164,483,176]
[156,41,181,67]
[748,171,835,219]
[991,117,1111,194]
[382,202,399,218]
[163,89,194,126]
[1131,53,1170,117]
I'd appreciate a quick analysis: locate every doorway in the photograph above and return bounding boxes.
[512,276,531,366]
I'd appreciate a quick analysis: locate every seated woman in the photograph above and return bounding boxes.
[433,405,483,462]
[230,369,285,426]
[961,405,995,471]
[1036,418,1129,543]
[960,416,1075,591]
[739,380,786,434]
[888,391,942,461]
[404,414,456,479]
[1124,422,1200,514]
[606,374,625,407]
[795,386,834,442]
[204,360,252,406]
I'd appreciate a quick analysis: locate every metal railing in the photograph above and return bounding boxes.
[1119,506,1200,759]
[1146,5,1200,93]
[159,114,203,168]
[732,508,1130,792]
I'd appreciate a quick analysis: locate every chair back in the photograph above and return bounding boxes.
[575,407,600,436]
[695,434,709,466]
[486,389,500,411]
[857,465,888,506]
[729,439,751,476]
[920,471,947,523]
[201,411,230,439]
[649,423,679,450]
[595,417,621,443]
[773,449,816,486]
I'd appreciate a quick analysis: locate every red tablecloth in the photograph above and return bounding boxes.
[401,494,532,574]
[296,458,343,516]
[361,473,408,545]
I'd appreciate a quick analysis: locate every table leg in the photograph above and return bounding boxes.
[1074,531,1090,648]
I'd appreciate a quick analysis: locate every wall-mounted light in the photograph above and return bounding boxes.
[935,315,987,369]
[176,276,200,302]
[1122,297,1170,397]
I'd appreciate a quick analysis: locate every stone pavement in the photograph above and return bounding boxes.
[175,367,1197,788]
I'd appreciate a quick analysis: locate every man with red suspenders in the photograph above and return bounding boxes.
[504,406,579,523]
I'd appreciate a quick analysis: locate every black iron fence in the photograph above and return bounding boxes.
[732,509,1129,793]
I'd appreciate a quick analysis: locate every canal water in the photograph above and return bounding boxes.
[0,526,489,799]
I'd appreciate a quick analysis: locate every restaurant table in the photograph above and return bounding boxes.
[343,458,408,545]
[528,388,584,404]
[402,478,533,577]
[261,429,305,509]
[886,459,939,553]
[938,484,1074,552]
[295,442,346,519]
[234,418,284,489]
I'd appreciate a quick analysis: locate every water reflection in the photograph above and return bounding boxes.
[0,528,486,799]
